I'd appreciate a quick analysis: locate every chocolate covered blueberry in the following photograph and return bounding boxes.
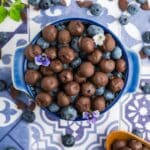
[74,73,87,84]
[58,29,71,43]
[112,140,127,150]
[116,58,126,73]
[45,47,57,60]
[59,69,73,83]
[40,66,53,76]
[50,59,63,73]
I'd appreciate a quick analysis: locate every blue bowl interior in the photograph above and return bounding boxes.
[24,18,129,121]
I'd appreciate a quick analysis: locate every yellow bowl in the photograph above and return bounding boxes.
[106,130,150,150]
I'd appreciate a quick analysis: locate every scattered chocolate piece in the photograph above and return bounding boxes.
[76,0,93,8]
[118,0,128,11]
[20,11,27,23]
[141,2,150,10]
[10,85,20,99]
[139,50,148,59]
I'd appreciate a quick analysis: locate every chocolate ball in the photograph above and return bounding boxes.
[58,47,75,64]
[116,59,126,73]
[128,140,143,150]
[68,20,85,36]
[78,62,95,77]
[74,73,86,83]
[76,96,91,113]
[80,37,95,53]
[45,47,57,60]
[64,81,80,96]
[102,34,116,52]
[59,69,73,83]
[120,147,132,150]
[92,72,109,87]
[50,59,63,73]
[81,82,96,97]
[88,49,102,64]
[109,77,124,93]
[99,59,115,73]
[40,66,53,76]
[42,25,58,42]
[112,140,127,150]
[58,29,71,43]
[92,96,106,111]
[57,91,70,107]
[35,92,52,107]
[25,70,41,86]
[41,76,58,92]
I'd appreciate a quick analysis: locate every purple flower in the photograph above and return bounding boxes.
[83,110,100,124]
[34,54,50,67]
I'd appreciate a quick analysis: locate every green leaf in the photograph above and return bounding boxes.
[11,1,25,11]
[9,7,21,21]
[0,6,8,23]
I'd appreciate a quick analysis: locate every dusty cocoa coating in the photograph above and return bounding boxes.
[58,47,75,64]
[88,49,102,64]
[68,20,85,36]
[42,25,58,42]
[50,59,63,73]
[102,34,116,52]
[57,91,70,107]
[112,140,127,150]
[120,147,132,150]
[99,59,115,73]
[25,45,42,61]
[80,37,95,53]
[64,81,80,96]
[40,66,53,76]
[59,69,73,83]
[76,96,91,113]
[92,72,109,87]
[25,70,41,86]
[128,140,143,150]
[74,73,86,84]
[92,96,106,111]
[58,29,71,43]
[116,59,126,73]
[78,61,95,77]
[35,92,52,107]
[41,76,59,92]
[109,77,124,93]
[81,82,96,97]
[45,47,57,60]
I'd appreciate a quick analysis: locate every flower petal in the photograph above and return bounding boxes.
[83,112,90,119]
[93,110,100,118]
[42,59,50,66]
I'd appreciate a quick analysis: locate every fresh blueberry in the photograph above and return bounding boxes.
[5,147,16,150]
[61,106,78,120]
[127,4,139,16]
[51,0,61,5]
[71,37,80,52]
[0,80,6,91]
[50,41,57,46]
[56,24,65,31]
[48,103,60,113]
[111,46,122,59]
[119,15,129,25]
[132,129,143,138]
[141,83,150,94]
[90,4,103,16]
[71,95,78,103]
[22,110,35,123]
[79,51,87,60]
[39,0,52,9]
[27,62,39,70]
[28,0,41,6]
[62,134,75,147]
[136,0,146,4]
[103,52,111,59]
[142,46,150,56]
[0,32,8,42]
[113,72,123,78]
[104,90,115,100]
[142,31,150,43]
[107,73,113,78]
[63,64,69,69]
[71,58,82,69]
[36,37,50,49]
[87,25,104,37]
[96,87,105,96]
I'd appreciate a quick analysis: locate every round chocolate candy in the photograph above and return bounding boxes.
[109,77,124,93]
[99,59,115,73]
[50,59,63,73]
[81,82,96,97]
[74,73,86,83]
[42,25,58,42]
[35,92,52,107]
[41,76,59,92]
[59,69,73,83]
[92,96,106,111]
[58,29,71,43]
[25,70,41,86]
[116,58,126,73]
[112,140,127,150]
[40,66,53,76]
[58,47,75,64]
[57,91,70,107]
[92,72,109,87]
[120,147,132,150]
[80,37,95,53]
[78,61,95,77]
[76,96,91,113]
[68,20,85,36]
[128,140,143,150]
[45,47,57,60]
[64,81,80,96]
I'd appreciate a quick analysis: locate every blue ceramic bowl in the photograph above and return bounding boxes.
[12,18,140,120]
